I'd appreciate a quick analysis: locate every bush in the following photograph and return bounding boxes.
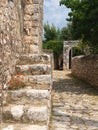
[72,47,84,57]
[43,40,63,56]
[43,40,63,70]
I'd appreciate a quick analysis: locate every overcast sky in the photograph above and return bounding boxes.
[44,0,70,29]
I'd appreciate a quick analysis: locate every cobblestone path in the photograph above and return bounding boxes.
[50,70,98,130]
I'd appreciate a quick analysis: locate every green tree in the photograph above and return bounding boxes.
[60,0,98,53]
[43,23,64,69]
[43,40,63,57]
[44,22,72,42]
[44,23,60,42]
[43,23,73,69]
[43,40,63,69]
[60,23,72,40]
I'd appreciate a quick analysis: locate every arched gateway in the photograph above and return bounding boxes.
[63,40,79,70]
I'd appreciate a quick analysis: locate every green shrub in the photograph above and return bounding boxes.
[43,40,63,56]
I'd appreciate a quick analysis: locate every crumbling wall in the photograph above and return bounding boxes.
[0,0,23,86]
[72,55,98,88]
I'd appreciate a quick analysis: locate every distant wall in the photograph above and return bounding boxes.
[72,55,98,88]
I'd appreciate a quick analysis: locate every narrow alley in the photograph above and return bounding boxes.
[50,70,98,130]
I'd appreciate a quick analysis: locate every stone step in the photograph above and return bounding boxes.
[3,105,49,124]
[1,124,48,130]
[21,75,52,89]
[25,74,51,83]
[26,85,52,90]
[17,54,51,65]
[15,64,51,75]
[11,75,52,90]
[6,89,50,105]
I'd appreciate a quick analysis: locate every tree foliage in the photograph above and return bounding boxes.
[60,0,98,53]
[43,23,66,69]
[43,40,63,70]
[43,23,72,57]
[60,23,72,40]
[44,23,60,42]
[43,22,72,42]
[43,23,73,69]
[43,40,63,56]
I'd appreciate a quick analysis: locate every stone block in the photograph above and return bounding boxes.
[33,0,39,4]
[3,105,49,123]
[7,89,50,101]
[20,125,47,130]
[24,5,34,15]
[24,28,38,36]
[24,75,52,85]
[11,105,24,120]
[26,89,50,99]
[24,21,33,28]
[24,35,33,44]
[2,124,48,130]
[15,64,51,75]
[32,21,39,27]
[32,36,39,44]
[2,125,14,130]
[25,0,33,4]
[26,106,48,121]
[17,54,51,65]
[30,45,39,53]
[9,90,23,101]
[24,13,39,21]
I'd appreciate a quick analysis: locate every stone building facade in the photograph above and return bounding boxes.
[0,1,52,130]
[0,0,23,86]
[0,0,43,85]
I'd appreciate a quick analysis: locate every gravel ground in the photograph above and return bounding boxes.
[50,70,98,130]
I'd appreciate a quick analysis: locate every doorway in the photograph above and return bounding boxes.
[69,49,72,69]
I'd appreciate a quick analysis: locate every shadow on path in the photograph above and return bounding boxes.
[53,71,98,96]
[51,71,98,130]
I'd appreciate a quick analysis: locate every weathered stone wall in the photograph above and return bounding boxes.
[23,0,43,53]
[0,0,44,86]
[0,0,23,85]
[72,55,98,88]
[42,49,54,70]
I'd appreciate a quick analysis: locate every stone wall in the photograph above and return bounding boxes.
[23,0,43,53]
[72,55,98,88]
[0,0,44,86]
[0,0,23,86]
[42,49,54,70]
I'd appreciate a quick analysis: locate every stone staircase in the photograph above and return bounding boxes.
[1,53,52,130]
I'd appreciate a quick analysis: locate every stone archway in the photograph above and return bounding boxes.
[63,41,79,70]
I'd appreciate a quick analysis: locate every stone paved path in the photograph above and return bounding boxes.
[50,70,98,130]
